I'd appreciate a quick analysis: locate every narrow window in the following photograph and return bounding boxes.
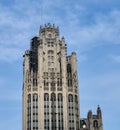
[68,94,74,130]
[44,93,49,130]
[33,94,38,129]
[51,93,56,130]
[94,120,98,128]
[58,93,64,130]
[27,94,31,130]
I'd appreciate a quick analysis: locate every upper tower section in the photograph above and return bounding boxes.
[37,23,67,74]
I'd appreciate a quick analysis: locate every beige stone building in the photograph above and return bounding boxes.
[22,23,103,130]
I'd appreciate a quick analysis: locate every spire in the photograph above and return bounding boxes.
[97,105,102,119]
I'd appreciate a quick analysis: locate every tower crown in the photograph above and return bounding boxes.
[39,23,59,38]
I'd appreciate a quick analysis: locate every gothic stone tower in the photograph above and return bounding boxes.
[23,23,80,130]
[80,106,103,130]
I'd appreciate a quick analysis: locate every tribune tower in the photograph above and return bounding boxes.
[23,23,80,130]
[22,23,103,130]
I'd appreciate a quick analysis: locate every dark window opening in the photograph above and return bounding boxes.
[94,120,98,128]
[67,64,72,73]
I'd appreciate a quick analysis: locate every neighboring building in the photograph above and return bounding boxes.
[22,23,103,130]
[80,106,103,130]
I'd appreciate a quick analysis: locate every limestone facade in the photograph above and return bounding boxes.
[23,23,80,130]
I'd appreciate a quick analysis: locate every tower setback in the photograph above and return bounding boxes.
[22,23,103,130]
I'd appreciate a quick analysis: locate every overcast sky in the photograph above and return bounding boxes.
[0,0,120,130]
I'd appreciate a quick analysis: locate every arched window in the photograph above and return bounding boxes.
[51,93,56,130]
[67,64,72,87]
[68,94,73,102]
[94,120,98,128]
[58,93,63,101]
[68,94,74,129]
[44,93,49,130]
[48,50,54,72]
[68,79,72,87]
[44,93,49,101]
[48,50,54,61]
[27,94,31,103]
[33,94,38,101]
[51,93,56,101]
[58,93,64,129]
